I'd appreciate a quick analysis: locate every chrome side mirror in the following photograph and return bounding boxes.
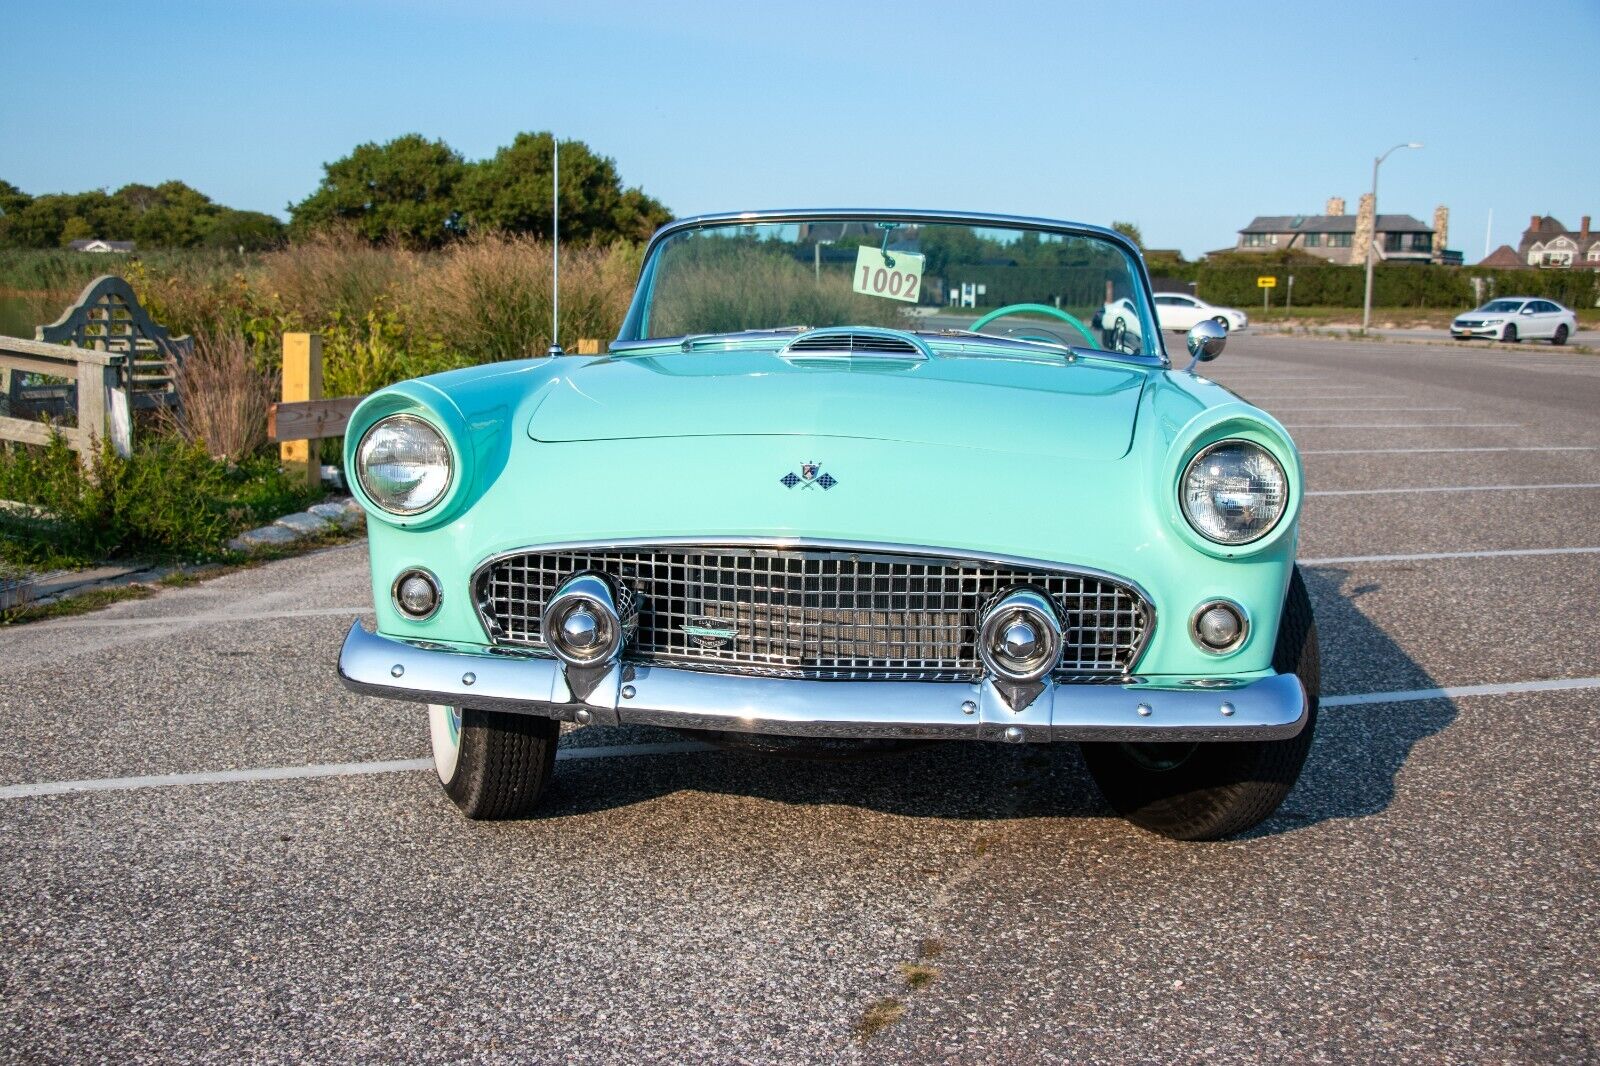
[1184,319,1227,371]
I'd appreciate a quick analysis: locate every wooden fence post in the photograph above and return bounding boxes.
[280,333,323,489]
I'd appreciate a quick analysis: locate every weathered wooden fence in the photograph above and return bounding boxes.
[0,275,191,464]
[268,335,605,488]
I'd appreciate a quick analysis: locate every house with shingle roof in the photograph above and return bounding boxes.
[1517,215,1600,269]
[1230,196,1453,266]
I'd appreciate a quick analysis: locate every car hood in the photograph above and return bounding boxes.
[526,350,1148,461]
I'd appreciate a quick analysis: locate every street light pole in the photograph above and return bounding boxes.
[1362,141,1423,331]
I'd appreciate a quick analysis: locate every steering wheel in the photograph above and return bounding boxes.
[969,302,1097,347]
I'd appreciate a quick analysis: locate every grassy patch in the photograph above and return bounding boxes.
[0,435,319,569]
[897,963,939,991]
[0,583,154,625]
[854,998,904,1042]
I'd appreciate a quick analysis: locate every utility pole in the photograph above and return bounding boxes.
[1362,142,1422,331]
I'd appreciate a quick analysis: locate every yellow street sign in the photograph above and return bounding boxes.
[1257,276,1277,288]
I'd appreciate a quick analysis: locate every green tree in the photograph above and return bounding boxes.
[289,134,466,249]
[1111,221,1143,249]
[202,209,286,251]
[58,216,94,246]
[0,179,30,219]
[458,132,670,244]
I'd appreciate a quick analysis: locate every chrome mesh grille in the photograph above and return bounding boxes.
[475,545,1150,682]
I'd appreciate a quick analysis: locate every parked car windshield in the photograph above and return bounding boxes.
[619,216,1157,357]
[1480,300,1526,313]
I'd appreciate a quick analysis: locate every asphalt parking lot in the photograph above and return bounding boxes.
[3,333,1599,1063]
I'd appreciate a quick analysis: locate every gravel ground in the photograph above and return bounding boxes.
[2,333,1598,1063]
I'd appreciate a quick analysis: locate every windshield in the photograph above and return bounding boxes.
[618,216,1157,358]
[1481,300,1525,313]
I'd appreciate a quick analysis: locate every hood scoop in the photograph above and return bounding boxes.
[781,328,930,362]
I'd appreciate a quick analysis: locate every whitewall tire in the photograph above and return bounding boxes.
[424,704,560,819]
[428,704,462,785]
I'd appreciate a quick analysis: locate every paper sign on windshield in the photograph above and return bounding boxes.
[852,246,924,303]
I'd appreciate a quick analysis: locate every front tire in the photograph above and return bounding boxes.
[1552,324,1569,346]
[1080,567,1320,841]
[1502,323,1519,343]
[428,703,559,819]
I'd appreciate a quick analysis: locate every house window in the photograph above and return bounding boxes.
[1304,233,1322,247]
[1241,233,1270,247]
[1413,233,1432,252]
[1327,233,1352,248]
[1588,248,1600,262]
[1384,232,1406,252]
[1540,251,1573,267]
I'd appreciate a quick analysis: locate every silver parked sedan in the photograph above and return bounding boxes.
[1452,297,1578,345]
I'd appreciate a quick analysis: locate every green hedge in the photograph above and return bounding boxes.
[1183,259,1599,309]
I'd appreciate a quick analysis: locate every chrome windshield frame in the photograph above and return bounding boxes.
[614,208,1169,368]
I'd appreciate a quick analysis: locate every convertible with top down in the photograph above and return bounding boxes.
[338,209,1319,840]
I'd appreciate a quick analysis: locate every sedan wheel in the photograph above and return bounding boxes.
[427,703,559,819]
[1502,324,1519,343]
[1080,566,1319,840]
[1552,324,1569,346]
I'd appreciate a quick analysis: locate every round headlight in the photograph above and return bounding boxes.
[356,415,452,516]
[1181,440,1288,545]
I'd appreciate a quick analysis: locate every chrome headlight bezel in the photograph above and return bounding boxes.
[355,413,455,517]
[1179,439,1290,546]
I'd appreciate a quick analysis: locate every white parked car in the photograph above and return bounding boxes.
[1152,293,1248,332]
[1451,298,1577,345]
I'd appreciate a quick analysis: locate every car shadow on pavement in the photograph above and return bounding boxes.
[533,564,1456,838]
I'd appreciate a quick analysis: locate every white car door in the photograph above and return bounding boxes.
[1535,301,1563,338]
[1156,295,1200,331]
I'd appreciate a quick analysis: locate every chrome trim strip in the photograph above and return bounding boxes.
[468,537,1158,673]
[339,622,1304,743]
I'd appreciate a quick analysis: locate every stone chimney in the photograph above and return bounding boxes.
[1433,205,1449,263]
[1352,193,1376,266]
[1325,196,1346,217]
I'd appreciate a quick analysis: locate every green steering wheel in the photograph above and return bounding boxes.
[968,302,1097,347]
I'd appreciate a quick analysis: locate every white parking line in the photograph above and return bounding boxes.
[1307,482,1600,497]
[1303,546,1600,565]
[1263,406,1462,412]
[1304,446,1597,455]
[5,675,1598,802]
[0,741,719,800]
[1323,677,1600,707]
[1284,422,1521,429]
[20,605,375,630]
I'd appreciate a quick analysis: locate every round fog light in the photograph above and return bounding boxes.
[541,573,631,668]
[979,589,1063,683]
[392,568,441,620]
[1192,600,1247,653]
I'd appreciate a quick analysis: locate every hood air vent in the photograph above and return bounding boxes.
[783,329,929,360]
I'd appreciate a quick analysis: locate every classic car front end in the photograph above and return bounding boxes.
[339,210,1319,840]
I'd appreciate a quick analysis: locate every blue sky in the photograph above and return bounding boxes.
[3,0,1596,258]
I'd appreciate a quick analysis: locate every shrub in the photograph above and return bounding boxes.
[158,328,278,459]
[0,436,316,568]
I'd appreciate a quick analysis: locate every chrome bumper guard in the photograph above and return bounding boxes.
[337,621,1308,743]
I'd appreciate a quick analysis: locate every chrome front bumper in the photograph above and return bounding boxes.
[336,621,1308,743]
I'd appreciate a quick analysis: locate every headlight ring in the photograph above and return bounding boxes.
[1180,439,1289,545]
[356,414,454,517]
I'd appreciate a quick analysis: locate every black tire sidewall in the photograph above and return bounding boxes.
[1080,567,1320,840]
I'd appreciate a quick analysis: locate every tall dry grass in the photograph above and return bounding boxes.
[401,235,639,361]
[158,329,277,459]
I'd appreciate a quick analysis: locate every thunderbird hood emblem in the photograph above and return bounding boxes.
[782,461,837,490]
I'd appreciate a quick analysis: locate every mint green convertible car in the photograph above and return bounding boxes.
[339,209,1318,840]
